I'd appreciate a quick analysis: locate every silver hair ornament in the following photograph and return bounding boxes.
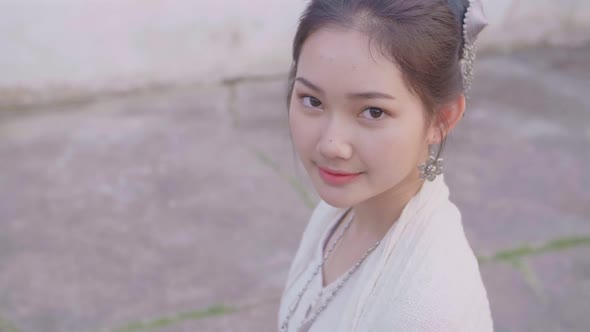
[460,0,488,94]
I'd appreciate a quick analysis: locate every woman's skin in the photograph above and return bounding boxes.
[288,27,466,286]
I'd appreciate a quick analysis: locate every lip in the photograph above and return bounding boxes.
[317,166,362,186]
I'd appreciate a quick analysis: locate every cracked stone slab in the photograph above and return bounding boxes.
[231,79,319,207]
[156,298,280,332]
[480,262,558,332]
[0,85,307,332]
[481,246,590,332]
[0,45,589,332]
[444,45,590,254]
[527,247,590,331]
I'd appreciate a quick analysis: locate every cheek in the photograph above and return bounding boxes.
[288,107,315,156]
[360,125,424,174]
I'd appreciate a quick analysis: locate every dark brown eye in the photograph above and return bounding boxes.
[302,96,322,108]
[370,108,383,118]
[361,107,386,120]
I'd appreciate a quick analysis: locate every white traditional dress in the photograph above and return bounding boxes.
[278,174,493,331]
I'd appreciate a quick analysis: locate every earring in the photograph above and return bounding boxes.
[418,145,443,182]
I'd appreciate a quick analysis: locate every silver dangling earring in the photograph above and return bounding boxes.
[418,145,443,182]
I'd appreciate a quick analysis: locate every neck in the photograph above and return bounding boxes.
[350,174,425,239]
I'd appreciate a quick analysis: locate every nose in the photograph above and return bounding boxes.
[317,116,353,160]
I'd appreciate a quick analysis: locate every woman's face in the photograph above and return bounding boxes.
[289,27,434,208]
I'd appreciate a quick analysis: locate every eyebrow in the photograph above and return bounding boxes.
[295,77,395,100]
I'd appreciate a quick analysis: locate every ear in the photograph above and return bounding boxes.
[427,94,466,144]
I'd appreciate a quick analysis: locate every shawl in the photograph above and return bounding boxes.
[278,174,493,331]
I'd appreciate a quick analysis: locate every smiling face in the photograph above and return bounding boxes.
[288,27,437,208]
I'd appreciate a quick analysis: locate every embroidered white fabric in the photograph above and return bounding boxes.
[278,174,493,331]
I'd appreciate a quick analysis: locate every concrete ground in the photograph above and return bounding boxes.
[0,45,589,332]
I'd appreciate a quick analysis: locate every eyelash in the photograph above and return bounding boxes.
[297,94,389,120]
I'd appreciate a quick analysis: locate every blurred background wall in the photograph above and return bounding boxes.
[1,0,589,109]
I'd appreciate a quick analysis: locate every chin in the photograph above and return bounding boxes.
[319,196,352,208]
[313,183,364,208]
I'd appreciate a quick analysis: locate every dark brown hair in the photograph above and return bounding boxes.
[287,0,469,156]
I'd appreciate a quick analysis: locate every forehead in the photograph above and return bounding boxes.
[296,27,407,96]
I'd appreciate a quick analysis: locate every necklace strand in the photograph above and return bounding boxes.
[280,212,382,332]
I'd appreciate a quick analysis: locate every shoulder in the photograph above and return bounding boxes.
[365,200,493,331]
[409,241,493,331]
[416,201,492,324]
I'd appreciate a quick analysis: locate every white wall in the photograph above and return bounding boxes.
[1,0,588,107]
[481,0,590,51]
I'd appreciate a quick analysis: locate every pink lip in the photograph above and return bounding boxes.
[317,166,361,185]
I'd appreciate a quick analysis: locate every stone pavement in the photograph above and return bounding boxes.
[0,45,589,332]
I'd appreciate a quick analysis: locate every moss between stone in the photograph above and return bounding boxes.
[107,305,235,332]
[478,236,590,264]
[0,315,21,332]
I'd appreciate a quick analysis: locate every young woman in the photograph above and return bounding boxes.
[278,0,492,331]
